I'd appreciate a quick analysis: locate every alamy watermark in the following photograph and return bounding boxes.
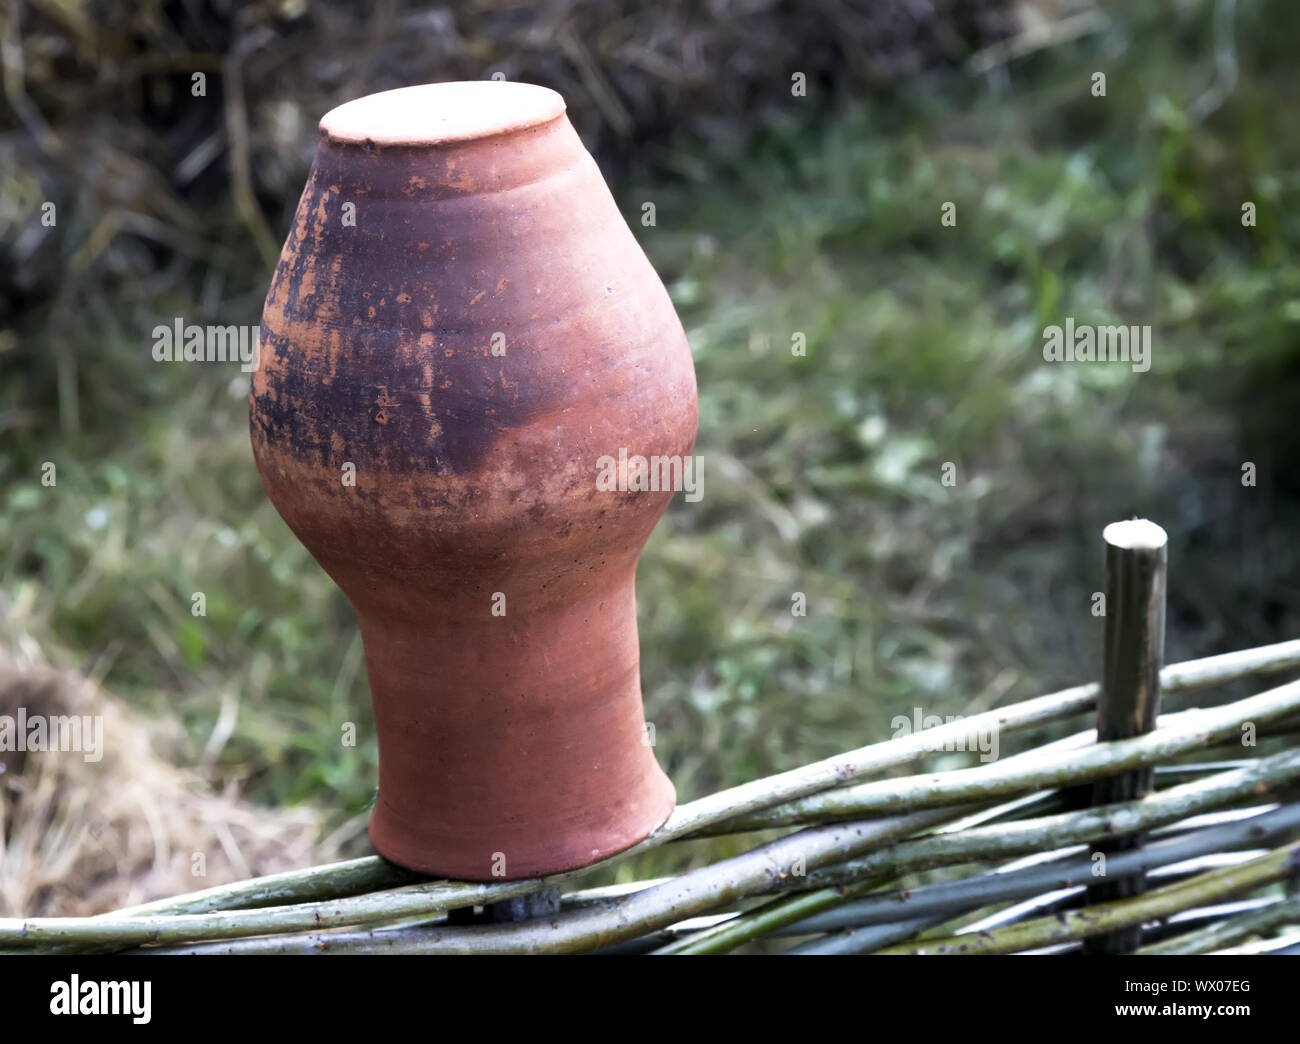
[891,707,999,763]
[0,707,103,762]
[152,318,260,372]
[1042,318,1151,373]
[50,976,151,1024]
[596,449,704,502]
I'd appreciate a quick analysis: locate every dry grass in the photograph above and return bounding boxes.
[0,648,330,916]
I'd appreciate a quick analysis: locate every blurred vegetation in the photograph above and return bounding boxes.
[2,0,1299,884]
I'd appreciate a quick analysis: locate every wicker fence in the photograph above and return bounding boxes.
[4,518,1300,955]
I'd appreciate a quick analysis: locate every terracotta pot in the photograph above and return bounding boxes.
[249,82,696,880]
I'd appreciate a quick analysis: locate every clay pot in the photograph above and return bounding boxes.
[249,82,697,880]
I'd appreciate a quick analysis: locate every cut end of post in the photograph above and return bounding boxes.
[1103,518,1168,551]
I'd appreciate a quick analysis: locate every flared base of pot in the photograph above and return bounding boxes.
[366,770,676,881]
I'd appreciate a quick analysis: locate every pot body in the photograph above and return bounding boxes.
[250,83,696,879]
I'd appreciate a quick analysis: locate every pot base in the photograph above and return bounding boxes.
[367,770,676,881]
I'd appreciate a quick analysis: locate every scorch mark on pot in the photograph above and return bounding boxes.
[252,323,561,476]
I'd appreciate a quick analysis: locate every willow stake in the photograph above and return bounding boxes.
[1087,518,1167,953]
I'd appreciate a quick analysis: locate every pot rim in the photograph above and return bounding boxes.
[319,80,567,149]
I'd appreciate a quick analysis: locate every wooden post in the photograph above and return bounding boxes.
[1084,518,1168,954]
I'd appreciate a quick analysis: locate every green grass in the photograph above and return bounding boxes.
[3,2,1299,884]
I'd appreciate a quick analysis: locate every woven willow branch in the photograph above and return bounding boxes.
[694,679,1300,834]
[108,857,423,919]
[1137,894,1300,955]
[868,841,1300,955]
[648,640,1300,850]
[652,748,1300,954]
[783,803,1300,954]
